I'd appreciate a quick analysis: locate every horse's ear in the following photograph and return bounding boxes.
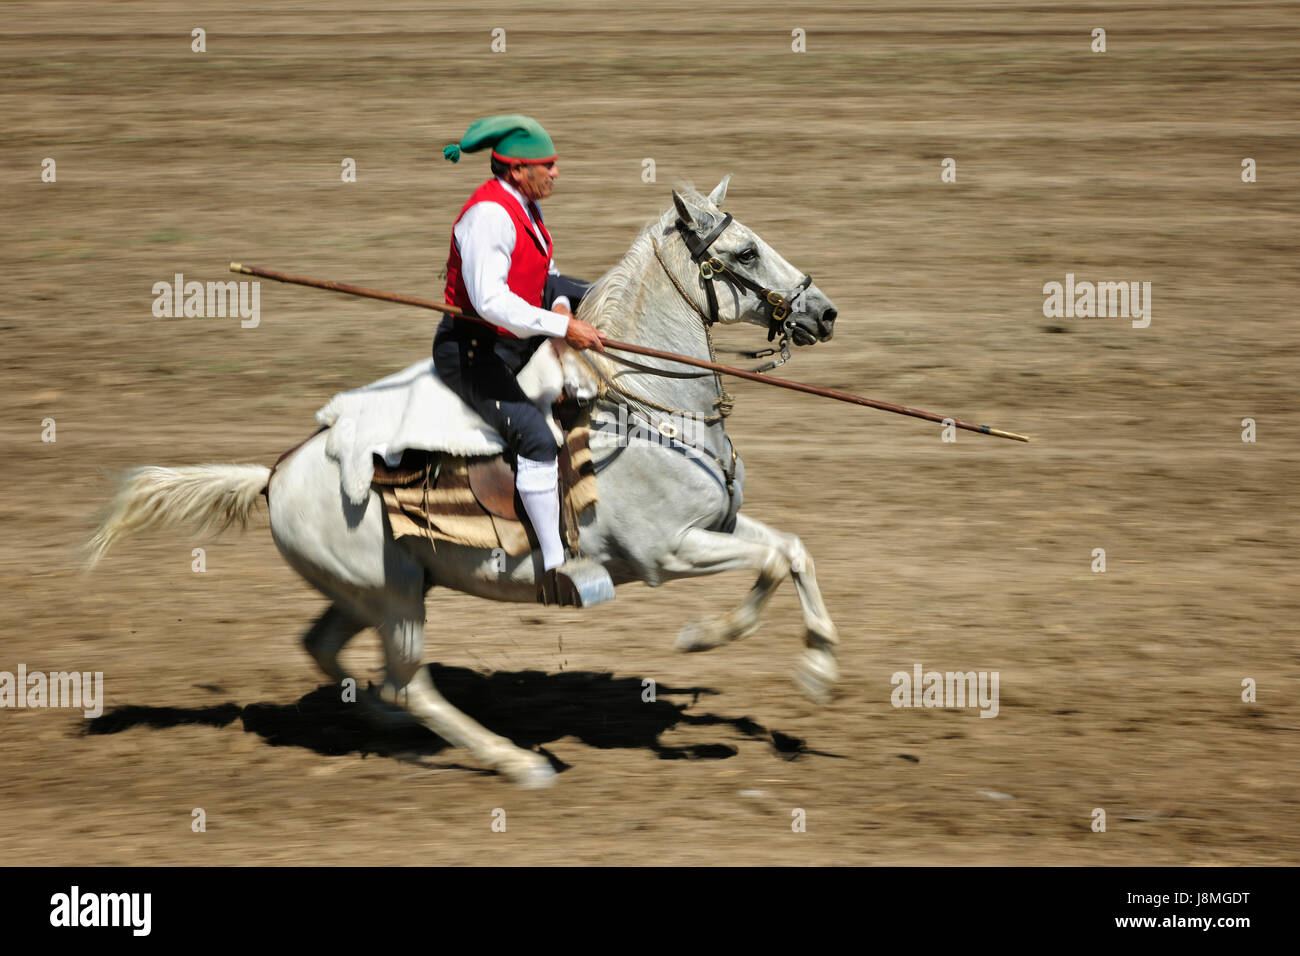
[671,190,695,228]
[708,174,732,207]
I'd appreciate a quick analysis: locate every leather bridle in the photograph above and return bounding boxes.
[580,208,815,520]
[675,212,814,342]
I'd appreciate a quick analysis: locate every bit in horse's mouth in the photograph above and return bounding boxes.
[791,326,820,347]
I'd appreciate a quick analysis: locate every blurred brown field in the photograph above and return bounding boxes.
[1,1,1297,864]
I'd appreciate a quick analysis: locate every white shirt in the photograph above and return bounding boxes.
[452,177,571,339]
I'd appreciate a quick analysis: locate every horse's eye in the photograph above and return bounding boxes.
[737,248,758,264]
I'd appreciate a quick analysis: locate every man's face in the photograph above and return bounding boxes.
[510,160,558,201]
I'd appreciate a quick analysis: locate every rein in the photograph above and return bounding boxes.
[580,215,812,512]
[582,219,809,425]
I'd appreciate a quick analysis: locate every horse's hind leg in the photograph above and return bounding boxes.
[377,614,556,789]
[270,433,551,785]
[402,665,556,789]
[302,603,365,683]
[302,601,422,727]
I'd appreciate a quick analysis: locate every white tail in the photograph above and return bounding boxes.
[85,464,271,570]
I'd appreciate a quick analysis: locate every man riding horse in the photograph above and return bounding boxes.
[435,114,611,606]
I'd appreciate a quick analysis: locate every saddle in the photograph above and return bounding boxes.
[371,400,598,561]
[279,348,610,606]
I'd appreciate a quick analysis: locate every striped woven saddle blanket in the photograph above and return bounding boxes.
[371,405,598,557]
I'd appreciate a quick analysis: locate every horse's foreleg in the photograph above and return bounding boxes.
[727,514,840,704]
[662,526,790,653]
[730,514,838,651]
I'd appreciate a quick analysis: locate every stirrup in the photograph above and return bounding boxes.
[536,556,615,608]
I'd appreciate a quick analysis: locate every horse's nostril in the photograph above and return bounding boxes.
[819,308,837,338]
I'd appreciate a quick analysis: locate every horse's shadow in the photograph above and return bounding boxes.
[85,664,839,775]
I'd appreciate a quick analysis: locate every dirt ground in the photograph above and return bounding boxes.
[2,1,1298,866]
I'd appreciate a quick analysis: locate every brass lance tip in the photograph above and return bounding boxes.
[990,429,1031,443]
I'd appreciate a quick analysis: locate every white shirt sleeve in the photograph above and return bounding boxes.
[453,201,570,338]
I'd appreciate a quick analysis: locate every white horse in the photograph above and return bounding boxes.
[87,176,842,787]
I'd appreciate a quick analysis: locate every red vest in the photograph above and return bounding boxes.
[444,178,553,339]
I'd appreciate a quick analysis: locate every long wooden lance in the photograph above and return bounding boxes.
[230,262,1030,442]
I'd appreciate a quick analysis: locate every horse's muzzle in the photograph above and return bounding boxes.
[790,307,836,346]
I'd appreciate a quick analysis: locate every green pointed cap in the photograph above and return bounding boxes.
[443,114,557,164]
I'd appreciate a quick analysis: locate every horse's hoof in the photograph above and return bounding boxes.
[507,755,557,789]
[676,619,726,653]
[794,648,837,705]
[357,687,418,728]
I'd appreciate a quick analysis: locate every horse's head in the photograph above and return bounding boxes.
[667,175,837,346]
